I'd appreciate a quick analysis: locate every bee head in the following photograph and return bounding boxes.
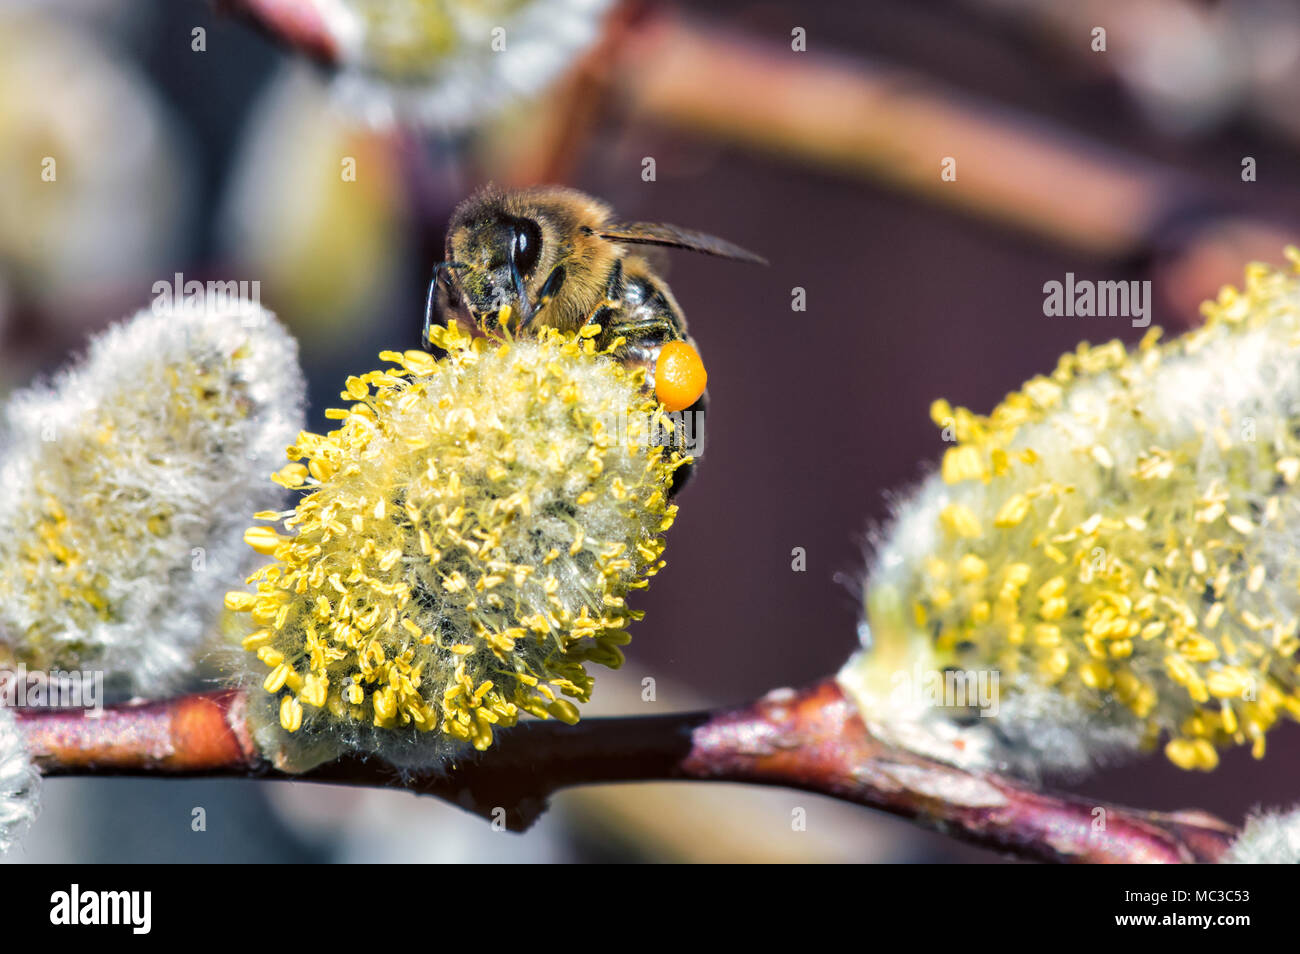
[441,196,545,334]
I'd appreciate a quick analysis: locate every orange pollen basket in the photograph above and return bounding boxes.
[654,341,707,412]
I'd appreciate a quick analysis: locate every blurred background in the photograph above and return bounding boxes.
[5,0,1300,862]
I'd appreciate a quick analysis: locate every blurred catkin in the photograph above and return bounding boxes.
[1223,806,1300,863]
[842,255,1300,777]
[0,706,38,855]
[0,302,305,696]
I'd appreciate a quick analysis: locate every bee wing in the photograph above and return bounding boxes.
[597,222,768,266]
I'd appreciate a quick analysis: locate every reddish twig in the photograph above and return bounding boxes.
[13,680,1235,862]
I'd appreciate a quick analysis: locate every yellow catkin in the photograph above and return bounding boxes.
[227,319,688,754]
[846,256,1300,772]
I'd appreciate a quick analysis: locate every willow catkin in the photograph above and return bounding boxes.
[841,257,1300,777]
[0,302,305,697]
[227,319,688,769]
[0,706,38,855]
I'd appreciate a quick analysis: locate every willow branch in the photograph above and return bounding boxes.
[14,680,1236,863]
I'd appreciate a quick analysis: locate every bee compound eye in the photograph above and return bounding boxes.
[510,218,543,277]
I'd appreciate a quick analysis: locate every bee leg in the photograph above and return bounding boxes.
[422,261,470,349]
[655,377,706,496]
[665,391,706,497]
[422,263,448,348]
[599,316,682,358]
[524,265,567,327]
[601,315,706,494]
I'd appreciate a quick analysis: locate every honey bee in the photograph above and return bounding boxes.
[423,185,766,421]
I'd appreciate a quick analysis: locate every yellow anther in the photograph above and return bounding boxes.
[548,699,580,724]
[224,591,257,612]
[993,494,1031,528]
[280,695,304,733]
[244,526,283,555]
[940,504,982,538]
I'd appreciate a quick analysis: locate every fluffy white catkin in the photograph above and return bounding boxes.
[326,0,614,130]
[0,301,306,698]
[0,706,38,855]
[1222,807,1300,863]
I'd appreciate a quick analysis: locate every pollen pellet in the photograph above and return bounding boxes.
[654,341,707,412]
